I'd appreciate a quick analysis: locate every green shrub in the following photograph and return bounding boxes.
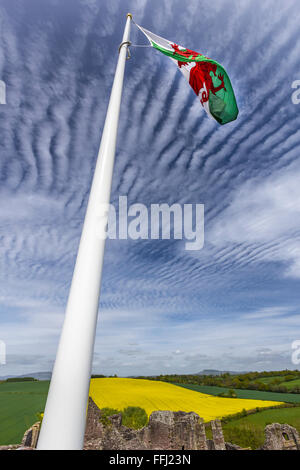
[224,424,264,449]
[217,389,237,398]
[122,407,148,429]
[98,406,148,429]
[99,407,120,426]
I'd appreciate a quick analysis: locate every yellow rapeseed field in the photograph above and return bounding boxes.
[89,378,282,422]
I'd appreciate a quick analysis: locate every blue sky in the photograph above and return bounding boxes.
[0,0,300,376]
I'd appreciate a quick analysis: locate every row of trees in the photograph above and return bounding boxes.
[5,377,38,382]
[135,370,300,394]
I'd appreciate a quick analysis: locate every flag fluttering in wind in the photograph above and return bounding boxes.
[136,24,238,125]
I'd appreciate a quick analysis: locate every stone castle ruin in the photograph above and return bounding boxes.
[1,397,300,450]
[83,398,300,451]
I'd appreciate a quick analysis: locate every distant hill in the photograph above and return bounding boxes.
[196,369,247,376]
[0,372,51,381]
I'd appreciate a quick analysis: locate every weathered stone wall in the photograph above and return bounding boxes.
[0,445,19,451]
[210,419,226,450]
[260,423,300,450]
[84,398,222,450]
[141,410,208,450]
[21,422,40,448]
[83,398,300,451]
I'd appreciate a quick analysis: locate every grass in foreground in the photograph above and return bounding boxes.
[175,383,300,403]
[89,378,282,423]
[0,381,49,445]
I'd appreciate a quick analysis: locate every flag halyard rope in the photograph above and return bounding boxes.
[118,40,151,60]
[118,40,132,59]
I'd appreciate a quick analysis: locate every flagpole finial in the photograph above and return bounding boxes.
[127,13,132,19]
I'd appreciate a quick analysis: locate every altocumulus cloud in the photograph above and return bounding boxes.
[0,0,300,376]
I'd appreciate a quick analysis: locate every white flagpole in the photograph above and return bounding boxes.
[37,13,132,450]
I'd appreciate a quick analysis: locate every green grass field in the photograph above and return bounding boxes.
[255,376,300,391]
[256,376,283,384]
[280,378,300,390]
[0,380,49,445]
[175,383,300,403]
[218,406,300,449]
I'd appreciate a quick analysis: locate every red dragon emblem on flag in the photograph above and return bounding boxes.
[171,44,226,105]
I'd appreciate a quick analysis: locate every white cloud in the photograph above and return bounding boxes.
[209,161,300,277]
[243,307,294,320]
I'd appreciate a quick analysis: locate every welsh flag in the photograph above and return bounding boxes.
[136,24,238,125]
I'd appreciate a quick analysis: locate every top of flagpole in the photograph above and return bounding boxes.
[127,13,132,19]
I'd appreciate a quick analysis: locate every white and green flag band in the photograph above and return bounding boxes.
[136,24,238,125]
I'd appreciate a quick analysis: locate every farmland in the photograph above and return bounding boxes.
[280,378,300,390]
[175,383,300,403]
[0,380,49,445]
[1,375,299,447]
[89,378,282,422]
[215,406,300,449]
